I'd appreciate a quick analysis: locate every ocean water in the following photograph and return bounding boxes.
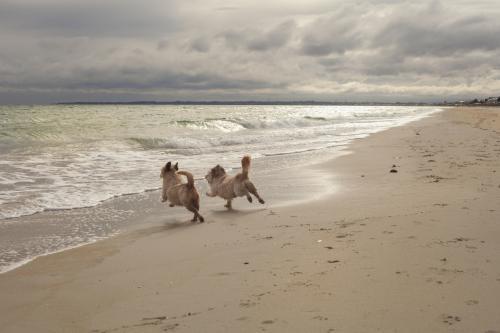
[0,104,441,272]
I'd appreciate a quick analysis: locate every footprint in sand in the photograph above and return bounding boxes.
[163,323,180,331]
[441,314,461,325]
[465,299,479,306]
[240,299,257,308]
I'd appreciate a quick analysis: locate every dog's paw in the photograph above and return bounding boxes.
[247,196,253,203]
[169,203,175,207]
[259,199,265,204]
[161,198,167,202]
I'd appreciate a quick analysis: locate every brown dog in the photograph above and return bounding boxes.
[161,161,204,222]
[205,155,265,209]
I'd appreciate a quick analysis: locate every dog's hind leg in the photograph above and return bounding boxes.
[224,199,232,210]
[186,205,204,223]
[244,180,265,204]
[246,194,252,203]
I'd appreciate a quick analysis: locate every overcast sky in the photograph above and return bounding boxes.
[1,0,499,104]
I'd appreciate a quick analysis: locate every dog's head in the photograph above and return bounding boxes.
[205,164,226,184]
[160,161,178,178]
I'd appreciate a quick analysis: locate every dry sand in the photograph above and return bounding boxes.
[1,107,500,333]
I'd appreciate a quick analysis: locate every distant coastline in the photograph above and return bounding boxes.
[55,99,500,107]
[55,100,438,106]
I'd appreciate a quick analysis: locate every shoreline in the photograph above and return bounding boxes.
[0,107,438,274]
[1,107,499,332]
[0,148,340,275]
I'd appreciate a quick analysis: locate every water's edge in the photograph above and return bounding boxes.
[0,108,442,274]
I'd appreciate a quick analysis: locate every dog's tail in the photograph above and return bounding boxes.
[177,171,195,188]
[241,155,251,179]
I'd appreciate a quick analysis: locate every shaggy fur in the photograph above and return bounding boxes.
[205,155,265,209]
[161,161,204,222]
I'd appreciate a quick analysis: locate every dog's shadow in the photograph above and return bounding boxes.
[163,220,199,229]
[139,220,201,236]
[141,208,268,237]
[209,207,267,219]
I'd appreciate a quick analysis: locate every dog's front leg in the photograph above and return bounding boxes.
[161,185,168,202]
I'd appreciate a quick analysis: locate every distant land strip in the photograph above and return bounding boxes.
[55,101,436,105]
[55,97,500,106]
[56,101,447,106]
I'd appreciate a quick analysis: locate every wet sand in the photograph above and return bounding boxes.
[1,107,500,332]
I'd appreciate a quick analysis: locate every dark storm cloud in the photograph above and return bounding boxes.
[374,14,500,57]
[0,0,179,37]
[0,65,284,92]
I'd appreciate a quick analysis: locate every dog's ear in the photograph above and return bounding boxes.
[174,162,178,171]
[166,161,171,171]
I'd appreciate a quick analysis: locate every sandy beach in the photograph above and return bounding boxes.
[1,107,499,332]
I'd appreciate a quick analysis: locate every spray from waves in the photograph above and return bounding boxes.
[186,113,395,131]
[128,137,213,151]
[169,115,335,132]
[172,118,245,132]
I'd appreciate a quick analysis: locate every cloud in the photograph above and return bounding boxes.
[157,40,169,51]
[189,37,210,53]
[299,10,363,56]
[1,0,500,103]
[246,20,296,51]
[220,20,296,52]
[374,10,500,57]
[0,0,180,38]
